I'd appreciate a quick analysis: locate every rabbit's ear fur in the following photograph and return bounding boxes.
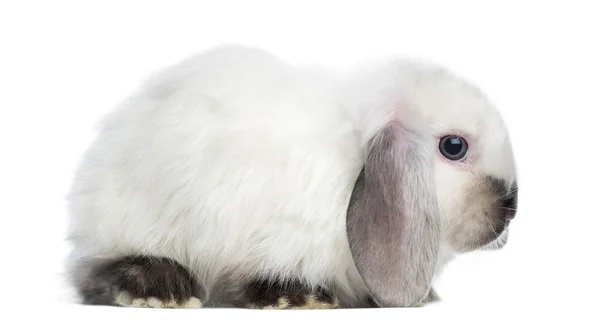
[346,120,441,307]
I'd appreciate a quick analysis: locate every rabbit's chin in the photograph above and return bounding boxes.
[480,227,510,251]
[450,218,512,253]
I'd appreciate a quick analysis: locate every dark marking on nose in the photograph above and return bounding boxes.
[486,176,508,195]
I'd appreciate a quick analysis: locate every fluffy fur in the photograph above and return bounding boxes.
[65,45,518,308]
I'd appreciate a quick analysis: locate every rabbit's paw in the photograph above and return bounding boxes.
[244,279,339,309]
[415,289,441,307]
[365,288,440,308]
[78,255,203,309]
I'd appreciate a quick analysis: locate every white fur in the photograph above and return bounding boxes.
[66,45,516,305]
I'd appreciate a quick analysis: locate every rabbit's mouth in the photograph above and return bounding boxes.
[447,201,515,253]
[476,212,512,250]
[480,186,517,250]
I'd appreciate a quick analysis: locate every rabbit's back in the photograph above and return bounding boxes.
[66,46,369,303]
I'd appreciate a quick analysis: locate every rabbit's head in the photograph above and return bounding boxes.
[344,60,518,307]
[413,66,519,253]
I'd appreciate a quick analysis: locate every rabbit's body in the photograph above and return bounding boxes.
[67,45,516,309]
[68,46,375,307]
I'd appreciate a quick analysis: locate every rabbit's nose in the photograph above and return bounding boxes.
[502,191,518,220]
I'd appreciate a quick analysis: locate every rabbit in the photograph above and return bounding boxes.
[65,45,518,309]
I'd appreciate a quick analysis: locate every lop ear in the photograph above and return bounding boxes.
[346,121,440,307]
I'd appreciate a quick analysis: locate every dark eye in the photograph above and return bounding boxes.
[439,135,468,161]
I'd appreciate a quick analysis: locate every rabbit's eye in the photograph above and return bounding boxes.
[439,135,468,161]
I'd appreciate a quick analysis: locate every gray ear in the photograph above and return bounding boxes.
[346,122,440,307]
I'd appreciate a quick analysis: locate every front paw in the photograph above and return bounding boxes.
[244,279,339,309]
[366,288,440,308]
[416,289,441,307]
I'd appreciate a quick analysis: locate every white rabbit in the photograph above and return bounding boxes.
[65,45,518,309]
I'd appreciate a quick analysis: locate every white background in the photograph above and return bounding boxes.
[1,0,598,321]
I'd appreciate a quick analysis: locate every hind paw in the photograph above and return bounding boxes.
[78,255,203,309]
